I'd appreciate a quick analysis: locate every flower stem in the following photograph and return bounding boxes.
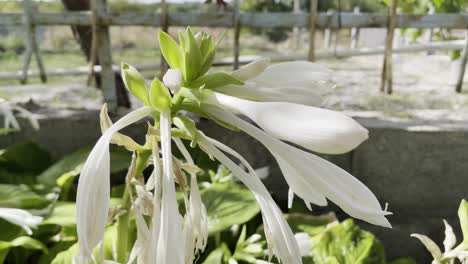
[115,149,151,263]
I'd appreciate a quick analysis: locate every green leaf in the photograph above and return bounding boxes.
[0,236,47,263]
[37,146,132,189]
[309,219,386,264]
[43,202,77,238]
[0,184,49,209]
[121,63,150,105]
[202,183,260,234]
[0,141,52,185]
[173,115,198,147]
[203,243,232,264]
[188,72,243,90]
[184,28,203,82]
[150,78,172,111]
[159,30,183,69]
[459,199,468,243]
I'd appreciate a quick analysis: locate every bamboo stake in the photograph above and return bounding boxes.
[324,9,334,49]
[233,0,241,70]
[307,0,318,61]
[20,0,46,84]
[455,31,468,93]
[380,0,397,94]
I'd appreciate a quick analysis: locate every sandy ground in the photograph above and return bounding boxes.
[1,53,468,121]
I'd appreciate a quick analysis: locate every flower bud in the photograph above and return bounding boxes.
[163,69,183,93]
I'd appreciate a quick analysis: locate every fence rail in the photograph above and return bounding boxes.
[1,2,468,110]
[1,12,468,28]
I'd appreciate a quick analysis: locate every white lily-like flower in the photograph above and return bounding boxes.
[0,207,42,235]
[75,106,153,264]
[204,107,391,228]
[216,60,335,106]
[205,92,368,155]
[163,69,183,93]
[196,133,302,264]
[0,98,39,131]
[156,109,185,264]
[174,138,209,254]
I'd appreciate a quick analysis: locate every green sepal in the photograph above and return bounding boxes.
[199,35,216,76]
[187,72,244,90]
[173,115,198,147]
[149,78,172,112]
[459,199,468,243]
[159,31,183,69]
[121,63,150,105]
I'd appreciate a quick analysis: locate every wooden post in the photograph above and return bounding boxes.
[292,0,301,50]
[455,31,468,93]
[324,9,334,49]
[233,0,241,70]
[20,0,46,84]
[307,0,318,62]
[380,0,397,94]
[350,6,360,49]
[94,0,117,110]
[160,0,169,78]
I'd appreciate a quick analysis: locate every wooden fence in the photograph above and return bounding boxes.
[1,0,468,110]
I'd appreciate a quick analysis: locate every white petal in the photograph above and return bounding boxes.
[443,219,457,252]
[208,107,391,228]
[76,106,153,263]
[0,208,42,235]
[411,234,443,260]
[156,109,184,264]
[208,92,368,155]
[217,61,334,105]
[174,138,208,252]
[198,134,302,264]
[231,58,270,82]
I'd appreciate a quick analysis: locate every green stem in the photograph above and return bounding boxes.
[115,149,152,263]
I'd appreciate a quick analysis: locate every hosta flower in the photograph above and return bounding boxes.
[0,98,39,131]
[203,106,390,227]
[76,106,153,263]
[204,92,368,155]
[0,207,42,235]
[216,60,335,106]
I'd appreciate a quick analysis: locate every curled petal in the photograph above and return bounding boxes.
[198,134,302,264]
[208,107,391,228]
[0,208,42,235]
[100,104,142,151]
[411,234,442,260]
[443,219,456,252]
[76,106,153,263]
[207,92,368,155]
[217,61,334,106]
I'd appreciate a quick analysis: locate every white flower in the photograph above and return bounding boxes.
[196,133,302,264]
[156,109,185,264]
[75,106,153,264]
[0,98,39,131]
[216,60,335,106]
[204,107,391,228]
[205,92,368,155]
[0,207,42,235]
[163,69,183,93]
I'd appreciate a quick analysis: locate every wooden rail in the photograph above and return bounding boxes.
[1,6,468,105]
[1,12,468,28]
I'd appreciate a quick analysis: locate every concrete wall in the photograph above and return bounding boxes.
[2,109,468,262]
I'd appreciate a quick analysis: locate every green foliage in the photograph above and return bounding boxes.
[150,78,172,111]
[202,182,260,234]
[121,63,151,105]
[306,219,386,264]
[0,184,49,209]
